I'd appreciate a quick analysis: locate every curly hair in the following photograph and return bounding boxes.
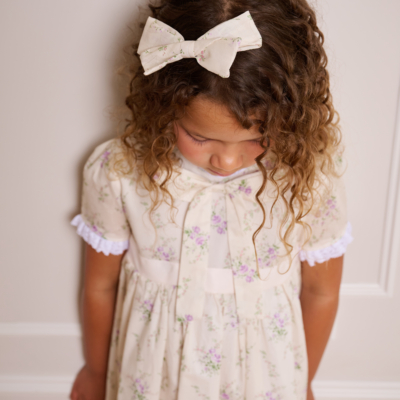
[113,0,343,278]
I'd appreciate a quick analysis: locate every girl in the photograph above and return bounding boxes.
[70,1,353,400]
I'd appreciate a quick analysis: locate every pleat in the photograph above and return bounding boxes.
[177,293,224,399]
[106,266,170,399]
[106,263,140,398]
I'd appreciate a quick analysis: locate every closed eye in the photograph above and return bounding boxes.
[183,128,263,146]
[183,130,209,146]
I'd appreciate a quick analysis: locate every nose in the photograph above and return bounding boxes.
[210,146,243,172]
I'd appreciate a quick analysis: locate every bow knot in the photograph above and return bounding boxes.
[137,11,262,78]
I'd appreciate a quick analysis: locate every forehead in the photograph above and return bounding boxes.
[180,97,261,140]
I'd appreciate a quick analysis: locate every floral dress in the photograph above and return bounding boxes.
[71,138,353,400]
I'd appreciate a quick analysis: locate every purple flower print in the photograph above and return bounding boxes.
[185,314,193,322]
[268,247,275,254]
[274,313,285,328]
[212,215,222,224]
[214,354,221,363]
[134,378,145,395]
[234,263,257,283]
[91,225,98,233]
[237,182,252,196]
[156,246,172,261]
[221,393,230,399]
[140,299,154,321]
[193,226,201,234]
[100,151,110,168]
[196,346,222,377]
[240,264,249,273]
[144,300,153,311]
[212,213,227,234]
[229,193,234,199]
[195,236,205,246]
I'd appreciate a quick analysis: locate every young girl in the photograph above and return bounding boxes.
[70,1,353,400]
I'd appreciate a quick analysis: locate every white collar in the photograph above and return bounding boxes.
[174,147,257,183]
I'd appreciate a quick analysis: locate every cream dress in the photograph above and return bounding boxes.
[71,139,353,400]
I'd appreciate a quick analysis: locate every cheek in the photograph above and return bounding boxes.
[246,144,265,161]
[175,130,208,164]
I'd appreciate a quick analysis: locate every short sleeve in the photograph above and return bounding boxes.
[71,139,130,256]
[299,169,353,266]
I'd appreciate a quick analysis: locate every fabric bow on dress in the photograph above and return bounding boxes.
[155,164,296,322]
[137,11,262,78]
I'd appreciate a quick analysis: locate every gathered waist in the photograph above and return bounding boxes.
[124,250,298,294]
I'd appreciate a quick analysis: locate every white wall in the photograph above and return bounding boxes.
[0,1,399,399]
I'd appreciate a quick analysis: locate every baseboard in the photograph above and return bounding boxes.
[313,380,400,399]
[0,376,399,398]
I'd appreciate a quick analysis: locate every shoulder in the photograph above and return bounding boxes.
[84,138,134,182]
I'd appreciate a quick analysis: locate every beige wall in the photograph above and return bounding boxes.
[1,0,399,399]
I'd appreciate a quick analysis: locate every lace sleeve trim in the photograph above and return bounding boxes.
[299,221,353,266]
[71,214,129,256]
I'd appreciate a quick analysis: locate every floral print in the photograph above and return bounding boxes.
[142,236,177,262]
[183,226,210,261]
[211,194,227,234]
[127,374,150,400]
[268,311,289,342]
[73,139,349,400]
[195,346,223,377]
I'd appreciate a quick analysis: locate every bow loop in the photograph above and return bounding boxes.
[137,11,262,78]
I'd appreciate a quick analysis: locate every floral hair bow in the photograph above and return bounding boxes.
[137,11,262,78]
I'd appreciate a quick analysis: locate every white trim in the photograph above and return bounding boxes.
[71,214,129,256]
[313,380,400,399]
[0,323,81,336]
[300,222,353,267]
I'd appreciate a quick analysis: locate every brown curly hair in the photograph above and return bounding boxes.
[114,0,343,277]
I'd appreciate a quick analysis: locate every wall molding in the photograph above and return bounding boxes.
[0,376,73,394]
[339,282,387,296]
[0,323,81,336]
[0,376,399,398]
[377,83,400,297]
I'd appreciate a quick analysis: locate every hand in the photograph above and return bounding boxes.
[307,383,315,400]
[70,364,107,400]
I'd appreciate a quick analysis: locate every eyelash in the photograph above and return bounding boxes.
[184,130,263,146]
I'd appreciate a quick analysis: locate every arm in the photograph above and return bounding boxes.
[70,243,125,400]
[300,255,344,399]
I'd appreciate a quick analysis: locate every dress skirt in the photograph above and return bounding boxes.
[105,253,308,400]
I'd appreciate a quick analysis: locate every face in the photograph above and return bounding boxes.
[174,97,265,177]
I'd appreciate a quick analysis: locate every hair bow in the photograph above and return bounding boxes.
[137,11,262,78]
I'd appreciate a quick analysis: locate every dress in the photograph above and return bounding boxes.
[71,138,353,400]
